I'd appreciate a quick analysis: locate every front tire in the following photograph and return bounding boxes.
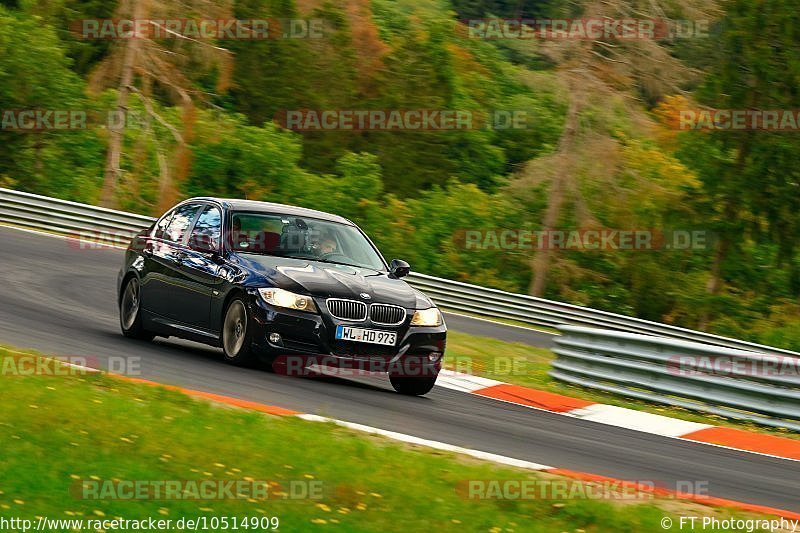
[389,375,438,396]
[221,298,255,366]
[120,277,154,341]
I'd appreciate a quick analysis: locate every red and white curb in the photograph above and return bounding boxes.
[49,350,800,464]
[13,357,791,521]
[115,374,799,521]
[436,369,800,462]
[296,414,553,470]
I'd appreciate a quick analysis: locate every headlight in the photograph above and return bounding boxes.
[410,307,442,326]
[258,288,317,313]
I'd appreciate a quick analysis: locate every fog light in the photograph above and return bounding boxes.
[428,352,442,362]
[269,333,282,345]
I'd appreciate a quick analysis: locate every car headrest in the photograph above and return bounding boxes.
[280,225,307,252]
[228,231,250,251]
[189,233,215,252]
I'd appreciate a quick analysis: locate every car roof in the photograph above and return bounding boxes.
[187,197,354,225]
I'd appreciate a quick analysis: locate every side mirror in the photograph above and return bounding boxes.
[389,259,410,279]
[189,234,217,254]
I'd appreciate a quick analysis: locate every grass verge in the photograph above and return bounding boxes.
[0,347,784,532]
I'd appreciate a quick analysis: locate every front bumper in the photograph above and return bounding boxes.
[245,291,446,377]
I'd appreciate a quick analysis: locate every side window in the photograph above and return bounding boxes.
[153,209,175,240]
[190,205,222,251]
[163,203,202,243]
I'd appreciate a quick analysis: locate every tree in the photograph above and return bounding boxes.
[0,5,91,195]
[504,0,716,297]
[91,0,234,212]
[674,0,800,325]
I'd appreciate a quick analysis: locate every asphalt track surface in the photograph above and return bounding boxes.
[1,225,797,513]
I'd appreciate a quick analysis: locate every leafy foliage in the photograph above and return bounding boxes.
[2,0,799,349]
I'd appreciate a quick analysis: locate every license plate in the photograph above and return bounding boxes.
[335,325,397,346]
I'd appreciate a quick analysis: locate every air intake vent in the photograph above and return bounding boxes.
[369,304,406,325]
[326,299,367,321]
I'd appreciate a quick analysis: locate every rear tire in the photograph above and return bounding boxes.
[389,375,437,396]
[120,277,154,341]
[221,298,255,366]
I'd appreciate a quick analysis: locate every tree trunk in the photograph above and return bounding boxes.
[698,235,728,331]
[529,81,581,297]
[699,136,750,329]
[156,93,194,214]
[706,235,729,297]
[99,0,147,208]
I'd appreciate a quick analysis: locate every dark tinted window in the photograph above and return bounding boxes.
[154,209,175,239]
[189,205,222,251]
[163,203,202,243]
[229,211,385,270]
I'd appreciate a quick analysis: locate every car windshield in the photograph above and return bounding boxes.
[228,211,385,271]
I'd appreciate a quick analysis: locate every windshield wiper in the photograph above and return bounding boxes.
[305,257,368,269]
[239,250,378,271]
[299,256,378,271]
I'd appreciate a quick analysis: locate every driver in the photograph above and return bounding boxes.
[319,237,337,255]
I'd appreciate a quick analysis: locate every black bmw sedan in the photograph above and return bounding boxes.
[117,198,446,395]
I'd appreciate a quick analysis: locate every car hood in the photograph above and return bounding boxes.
[234,254,430,309]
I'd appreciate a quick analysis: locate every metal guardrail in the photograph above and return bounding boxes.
[552,325,800,431]
[406,273,800,358]
[0,187,154,247]
[2,186,799,359]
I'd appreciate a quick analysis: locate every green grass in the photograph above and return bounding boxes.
[441,308,560,335]
[444,331,800,441]
[0,348,780,532]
